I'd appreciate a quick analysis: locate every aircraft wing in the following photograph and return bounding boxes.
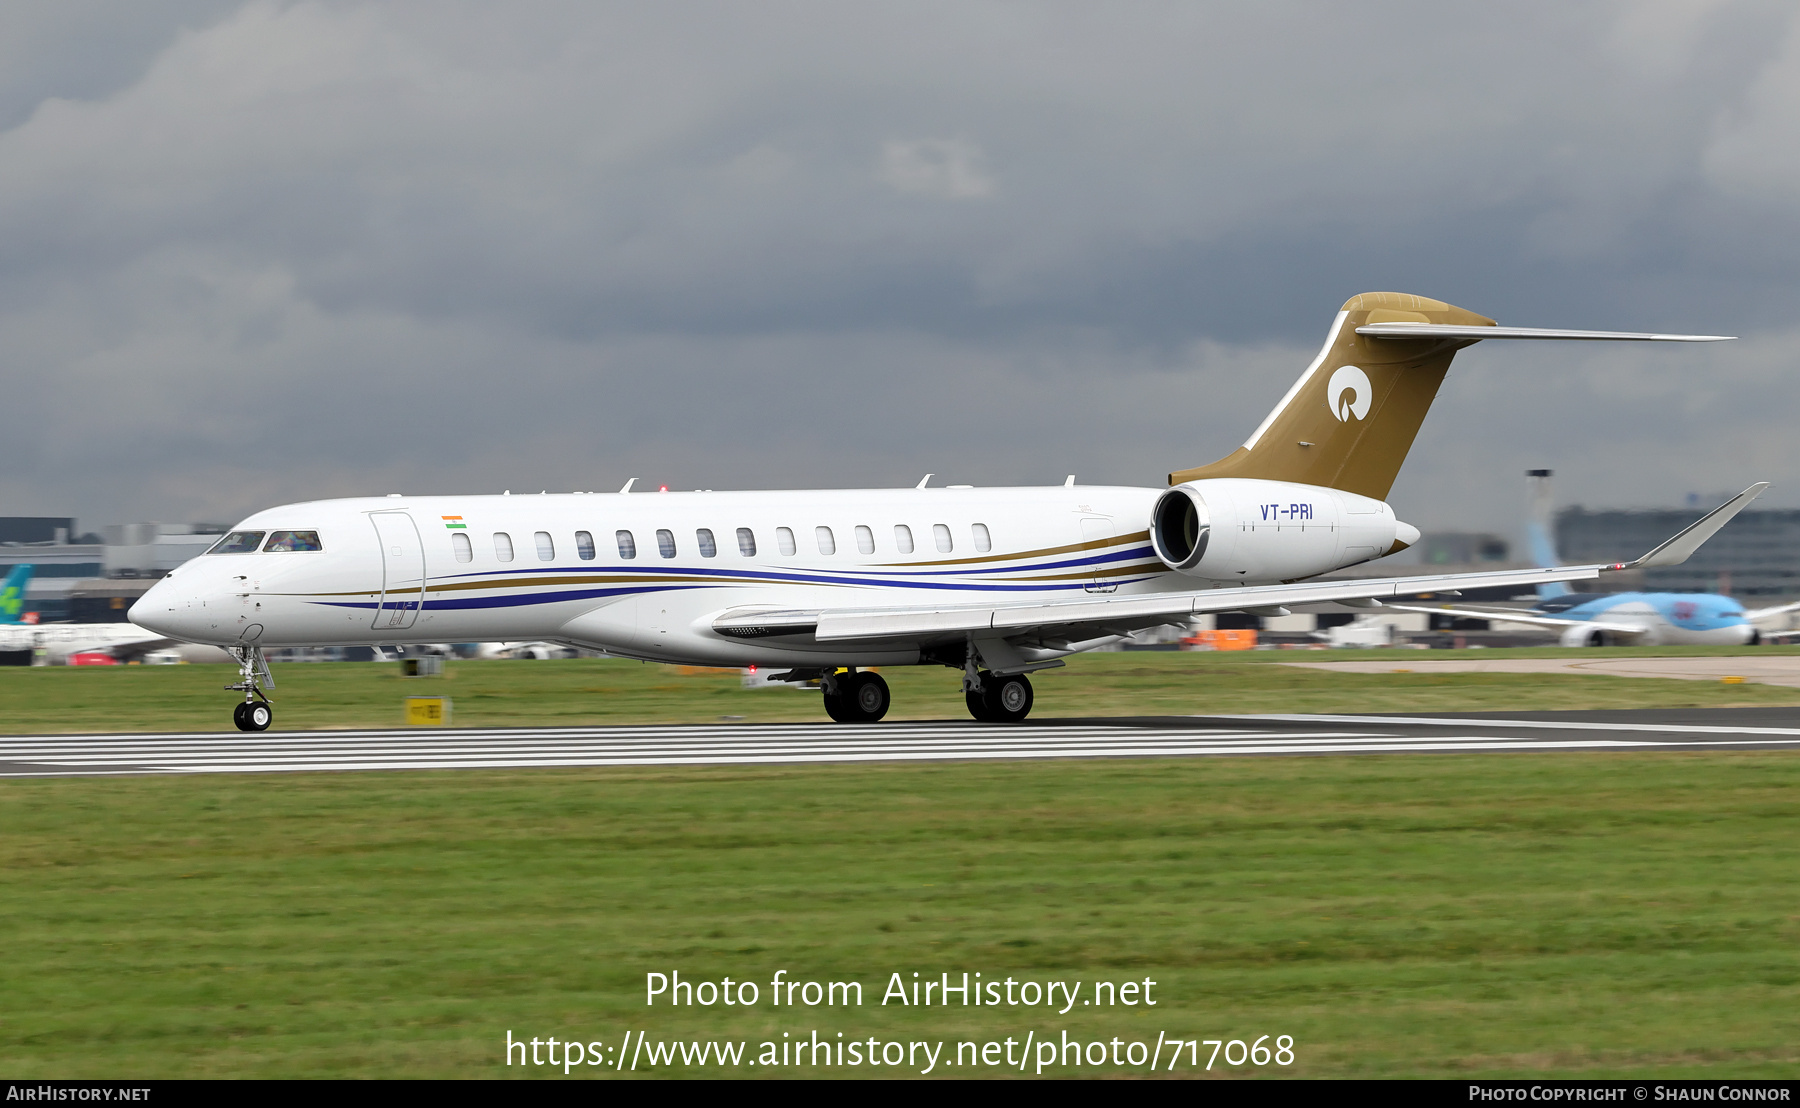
[713,484,1765,654]
[1381,603,1646,636]
[1744,600,1800,623]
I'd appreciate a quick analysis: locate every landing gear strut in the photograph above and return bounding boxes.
[965,671,1033,723]
[227,645,274,732]
[822,669,890,723]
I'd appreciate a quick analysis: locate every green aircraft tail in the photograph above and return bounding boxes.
[0,564,34,623]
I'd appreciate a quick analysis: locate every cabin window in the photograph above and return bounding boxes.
[972,523,992,553]
[494,532,514,562]
[263,530,323,553]
[894,524,914,554]
[208,531,265,554]
[697,528,717,558]
[575,531,595,560]
[737,527,756,556]
[777,527,797,556]
[816,526,836,555]
[657,529,677,558]
[933,523,953,553]
[616,530,637,559]
[451,533,473,562]
[535,531,555,561]
[855,525,875,554]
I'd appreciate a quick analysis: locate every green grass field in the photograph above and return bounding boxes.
[2,652,1798,1078]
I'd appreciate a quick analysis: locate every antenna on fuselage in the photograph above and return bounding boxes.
[916,474,933,489]
[619,478,636,494]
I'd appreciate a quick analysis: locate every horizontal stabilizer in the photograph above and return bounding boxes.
[1356,323,1734,342]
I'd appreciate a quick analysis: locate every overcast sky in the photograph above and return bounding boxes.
[3,0,1799,536]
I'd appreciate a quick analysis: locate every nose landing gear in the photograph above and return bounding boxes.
[227,645,274,732]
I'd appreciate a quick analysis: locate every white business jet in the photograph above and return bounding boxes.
[131,292,1754,731]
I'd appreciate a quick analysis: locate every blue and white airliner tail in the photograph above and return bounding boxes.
[1526,469,1571,602]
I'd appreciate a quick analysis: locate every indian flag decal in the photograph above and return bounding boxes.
[442,515,467,530]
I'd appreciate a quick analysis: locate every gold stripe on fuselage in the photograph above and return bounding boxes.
[874,529,1152,569]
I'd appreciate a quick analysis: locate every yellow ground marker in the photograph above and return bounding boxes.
[405,696,452,725]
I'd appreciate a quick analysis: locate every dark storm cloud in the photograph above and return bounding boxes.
[2,0,1799,531]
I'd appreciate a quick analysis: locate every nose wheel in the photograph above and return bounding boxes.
[226,645,275,731]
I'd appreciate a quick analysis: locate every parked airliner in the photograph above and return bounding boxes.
[131,292,1756,731]
[0,565,175,662]
[1391,470,1799,646]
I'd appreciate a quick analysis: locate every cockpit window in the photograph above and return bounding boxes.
[263,530,323,553]
[209,531,265,554]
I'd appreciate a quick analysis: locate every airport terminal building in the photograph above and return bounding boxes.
[1556,505,1800,601]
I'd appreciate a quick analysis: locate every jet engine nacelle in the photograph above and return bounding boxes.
[1150,478,1418,583]
[1560,623,1606,648]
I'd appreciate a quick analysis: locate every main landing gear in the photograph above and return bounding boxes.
[822,669,890,723]
[805,657,1038,725]
[965,671,1033,723]
[227,645,274,732]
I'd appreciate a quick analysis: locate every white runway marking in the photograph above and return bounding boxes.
[1,716,1797,777]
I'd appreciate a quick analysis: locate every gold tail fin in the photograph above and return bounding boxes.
[1170,292,1494,500]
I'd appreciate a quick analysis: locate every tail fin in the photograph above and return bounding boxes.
[0,564,33,624]
[1169,292,1732,499]
[1170,292,1494,498]
[1525,469,1571,600]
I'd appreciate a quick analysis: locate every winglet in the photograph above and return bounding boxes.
[1612,483,1769,570]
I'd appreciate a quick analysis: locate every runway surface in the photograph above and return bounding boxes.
[4,708,1800,777]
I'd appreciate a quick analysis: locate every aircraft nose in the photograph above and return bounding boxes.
[128,578,176,636]
[129,574,208,640]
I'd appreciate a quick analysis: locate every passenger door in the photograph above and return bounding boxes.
[370,512,425,631]
[1080,517,1116,594]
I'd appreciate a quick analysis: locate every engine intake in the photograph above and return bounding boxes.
[1151,486,1210,570]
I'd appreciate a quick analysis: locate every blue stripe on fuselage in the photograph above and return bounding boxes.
[311,573,1167,612]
